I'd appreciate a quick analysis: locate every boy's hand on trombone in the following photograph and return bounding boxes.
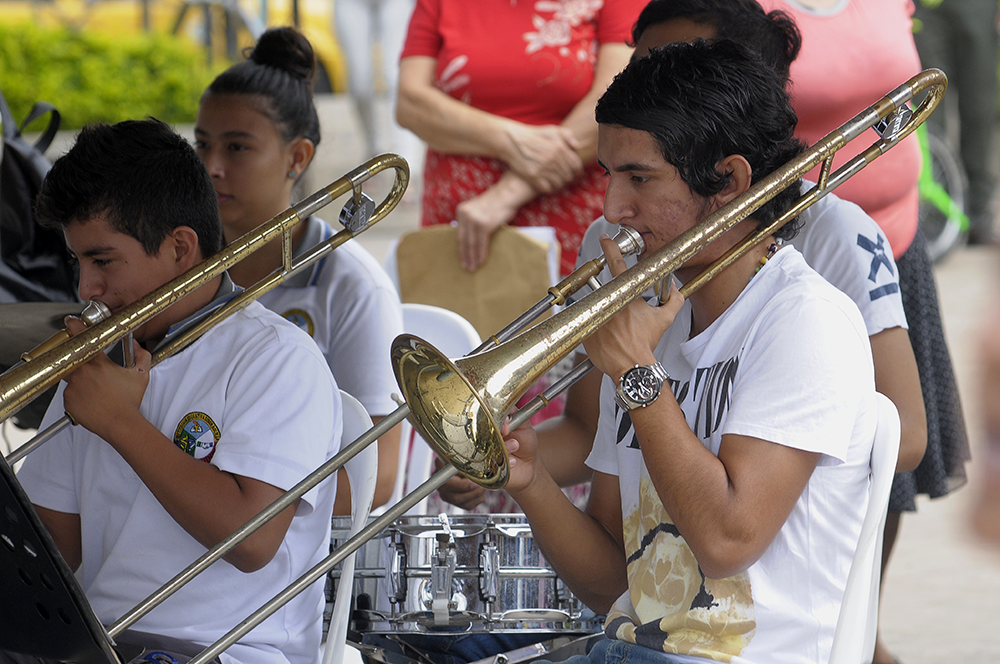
[62,315,151,438]
[501,416,547,498]
[583,234,684,381]
[435,414,551,508]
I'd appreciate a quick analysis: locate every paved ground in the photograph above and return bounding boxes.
[13,93,1000,660]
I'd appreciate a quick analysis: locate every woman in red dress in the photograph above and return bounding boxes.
[397,0,646,276]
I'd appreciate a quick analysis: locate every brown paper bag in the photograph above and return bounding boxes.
[395,225,558,339]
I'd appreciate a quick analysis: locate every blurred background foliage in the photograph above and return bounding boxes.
[1,23,225,131]
[0,0,344,134]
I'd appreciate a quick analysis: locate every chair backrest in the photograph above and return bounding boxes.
[381,303,481,515]
[322,390,378,664]
[829,392,901,664]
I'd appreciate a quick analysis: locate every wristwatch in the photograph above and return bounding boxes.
[615,362,670,411]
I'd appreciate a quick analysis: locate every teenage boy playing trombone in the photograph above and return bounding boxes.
[503,41,879,664]
[11,118,342,664]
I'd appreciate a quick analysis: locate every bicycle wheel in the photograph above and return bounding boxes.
[918,124,969,263]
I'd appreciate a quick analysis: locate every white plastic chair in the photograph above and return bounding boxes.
[387,303,481,515]
[829,392,901,664]
[322,390,378,664]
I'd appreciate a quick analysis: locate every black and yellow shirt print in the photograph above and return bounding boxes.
[605,356,756,661]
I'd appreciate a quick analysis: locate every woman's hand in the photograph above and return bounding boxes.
[454,174,533,271]
[397,56,584,190]
[502,121,583,194]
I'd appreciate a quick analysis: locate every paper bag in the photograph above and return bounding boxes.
[395,225,559,339]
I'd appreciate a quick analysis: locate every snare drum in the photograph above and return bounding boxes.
[328,514,601,635]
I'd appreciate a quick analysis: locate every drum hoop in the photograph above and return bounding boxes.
[392,514,493,539]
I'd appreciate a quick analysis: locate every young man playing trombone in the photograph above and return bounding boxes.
[10,119,342,664]
[502,41,879,663]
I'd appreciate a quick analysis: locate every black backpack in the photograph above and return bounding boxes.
[0,89,78,304]
[1,91,79,430]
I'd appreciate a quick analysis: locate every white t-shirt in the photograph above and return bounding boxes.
[787,184,907,335]
[587,247,877,664]
[258,216,403,416]
[17,289,342,664]
[573,184,907,335]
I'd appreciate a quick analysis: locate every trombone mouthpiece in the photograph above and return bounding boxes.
[80,300,112,326]
[613,225,644,258]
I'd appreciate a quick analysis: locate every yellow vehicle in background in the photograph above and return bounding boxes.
[0,0,346,92]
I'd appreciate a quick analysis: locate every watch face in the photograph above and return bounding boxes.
[623,366,661,403]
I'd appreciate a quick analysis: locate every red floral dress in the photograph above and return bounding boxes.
[401,0,646,275]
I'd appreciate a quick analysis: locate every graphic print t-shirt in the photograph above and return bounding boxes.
[586,247,877,664]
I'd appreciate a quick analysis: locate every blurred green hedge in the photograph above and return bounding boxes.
[0,23,226,131]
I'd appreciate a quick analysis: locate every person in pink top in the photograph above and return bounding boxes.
[757,0,922,257]
[754,2,970,663]
[397,0,647,276]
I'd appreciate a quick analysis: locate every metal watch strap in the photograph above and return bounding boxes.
[614,362,670,411]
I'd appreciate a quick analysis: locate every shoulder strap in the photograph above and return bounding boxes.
[21,102,60,154]
[0,88,60,153]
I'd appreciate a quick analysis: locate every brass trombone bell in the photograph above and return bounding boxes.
[392,224,646,489]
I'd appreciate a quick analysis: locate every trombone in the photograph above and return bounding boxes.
[393,67,948,490]
[1,153,409,462]
[2,69,945,664]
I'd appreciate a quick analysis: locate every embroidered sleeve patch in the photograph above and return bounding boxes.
[173,412,221,462]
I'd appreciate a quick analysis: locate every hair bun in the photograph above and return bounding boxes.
[249,27,316,83]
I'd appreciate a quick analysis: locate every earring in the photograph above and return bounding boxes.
[288,170,297,179]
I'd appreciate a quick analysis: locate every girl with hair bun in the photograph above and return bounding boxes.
[195,26,404,516]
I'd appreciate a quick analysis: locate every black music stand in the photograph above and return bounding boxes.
[0,456,142,664]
